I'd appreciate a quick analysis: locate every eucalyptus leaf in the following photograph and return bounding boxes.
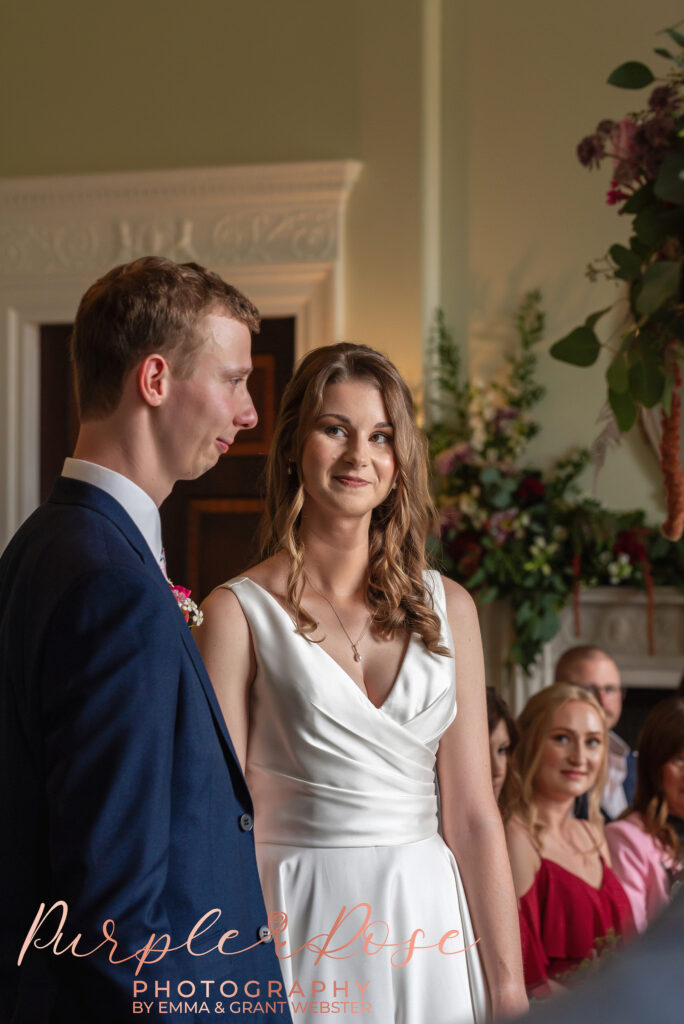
[635,260,681,315]
[550,326,601,366]
[663,26,684,48]
[609,244,642,281]
[629,359,665,407]
[480,467,503,485]
[609,388,638,431]
[654,153,684,206]
[607,61,655,88]
[585,307,612,330]
[606,353,629,394]
[654,47,674,58]
[539,608,560,642]
[634,205,668,246]
[622,183,654,215]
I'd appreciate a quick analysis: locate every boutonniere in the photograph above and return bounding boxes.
[168,580,203,628]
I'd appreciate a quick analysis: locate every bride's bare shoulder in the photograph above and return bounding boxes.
[237,551,290,598]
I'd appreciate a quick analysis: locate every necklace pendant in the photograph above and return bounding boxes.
[352,646,362,662]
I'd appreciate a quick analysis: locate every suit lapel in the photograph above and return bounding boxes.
[48,476,251,803]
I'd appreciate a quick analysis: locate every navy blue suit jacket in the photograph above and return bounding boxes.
[0,478,290,1022]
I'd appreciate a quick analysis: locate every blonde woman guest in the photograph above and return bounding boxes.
[197,344,527,1023]
[505,684,633,999]
[606,695,684,932]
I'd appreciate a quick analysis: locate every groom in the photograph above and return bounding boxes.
[0,258,291,1022]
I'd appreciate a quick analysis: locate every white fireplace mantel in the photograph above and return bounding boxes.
[480,586,684,714]
[0,160,362,548]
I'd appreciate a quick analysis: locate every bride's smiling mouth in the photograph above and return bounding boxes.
[332,475,371,487]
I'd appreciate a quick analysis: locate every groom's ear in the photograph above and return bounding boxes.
[137,354,169,407]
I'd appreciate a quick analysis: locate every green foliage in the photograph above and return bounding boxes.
[554,27,684,435]
[429,294,684,674]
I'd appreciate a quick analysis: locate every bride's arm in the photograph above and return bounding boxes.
[194,588,256,770]
[436,577,528,1020]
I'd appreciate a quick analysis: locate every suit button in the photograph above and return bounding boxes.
[257,924,273,943]
[239,813,254,832]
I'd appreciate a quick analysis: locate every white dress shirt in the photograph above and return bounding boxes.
[61,458,165,575]
[602,730,631,819]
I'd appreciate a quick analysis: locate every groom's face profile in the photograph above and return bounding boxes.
[162,310,258,480]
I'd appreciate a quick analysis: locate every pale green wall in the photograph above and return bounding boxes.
[0,0,424,406]
[0,0,363,172]
[460,0,684,522]
[2,0,682,523]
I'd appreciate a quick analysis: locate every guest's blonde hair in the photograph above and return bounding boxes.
[259,343,448,654]
[506,684,608,845]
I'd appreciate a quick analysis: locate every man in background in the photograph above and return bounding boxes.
[554,645,636,820]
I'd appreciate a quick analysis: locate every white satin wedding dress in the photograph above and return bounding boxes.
[221,571,487,1023]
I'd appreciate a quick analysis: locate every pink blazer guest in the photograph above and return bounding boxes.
[605,812,674,933]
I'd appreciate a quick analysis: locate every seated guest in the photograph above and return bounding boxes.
[487,686,518,809]
[554,645,636,820]
[606,695,684,932]
[506,684,633,999]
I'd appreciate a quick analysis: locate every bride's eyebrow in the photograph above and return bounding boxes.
[316,412,393,429]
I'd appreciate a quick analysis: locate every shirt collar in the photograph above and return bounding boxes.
[62,458,164,569]
[608,730,631,757]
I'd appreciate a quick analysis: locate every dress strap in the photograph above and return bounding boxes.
[578,816,603,854]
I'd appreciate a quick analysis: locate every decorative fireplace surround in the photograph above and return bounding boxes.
[0,161,362,548]
[480,586,684,713]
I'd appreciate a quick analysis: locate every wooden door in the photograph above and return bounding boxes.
[39,318,295,600]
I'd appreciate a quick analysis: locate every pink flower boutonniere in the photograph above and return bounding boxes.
[168,580,203,628]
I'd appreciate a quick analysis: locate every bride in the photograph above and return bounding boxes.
[196,343,526,1022]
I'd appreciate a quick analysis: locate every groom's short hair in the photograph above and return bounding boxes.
[71,256,260,419]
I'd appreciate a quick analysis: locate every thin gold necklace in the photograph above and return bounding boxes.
[305,573,373,662]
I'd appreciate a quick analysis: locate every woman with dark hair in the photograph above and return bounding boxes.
[505,684,633,999]
[606,695,684,932]
[197,344,527,1022]
[486,687,518,808]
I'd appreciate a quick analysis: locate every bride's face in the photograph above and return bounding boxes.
[299,378,397,520]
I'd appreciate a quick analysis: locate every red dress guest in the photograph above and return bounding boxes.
[506,684,634,999]
[518,826,633,993]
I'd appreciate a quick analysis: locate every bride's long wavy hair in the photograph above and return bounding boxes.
[259,343,448,654]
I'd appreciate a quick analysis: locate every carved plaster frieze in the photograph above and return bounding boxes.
[0,162,361,277]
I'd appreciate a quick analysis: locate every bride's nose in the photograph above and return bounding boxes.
[343,433,369,466]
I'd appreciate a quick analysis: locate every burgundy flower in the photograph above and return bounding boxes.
[649,84,679,113]
[645,115,676,149]
[577,134,605,169]
[614,528,648,564]
[515,475,546,504]
[444,529,483,580]
[597,119,617,136]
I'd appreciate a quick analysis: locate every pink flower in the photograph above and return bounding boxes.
[488,507,520,544]
[612,118,637,163]
[606,183,628,206]
[168,580,203,628]
[434,442,474,475]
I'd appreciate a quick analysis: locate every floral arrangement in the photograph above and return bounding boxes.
[168,580,203,628]
[551,24,684,540]
[429,292,684,673]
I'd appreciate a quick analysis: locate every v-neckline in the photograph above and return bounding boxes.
[540,856,606,893]
[238,576,413,712]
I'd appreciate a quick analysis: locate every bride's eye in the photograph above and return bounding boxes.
[324,424,346,438]
[370,431,393,445]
